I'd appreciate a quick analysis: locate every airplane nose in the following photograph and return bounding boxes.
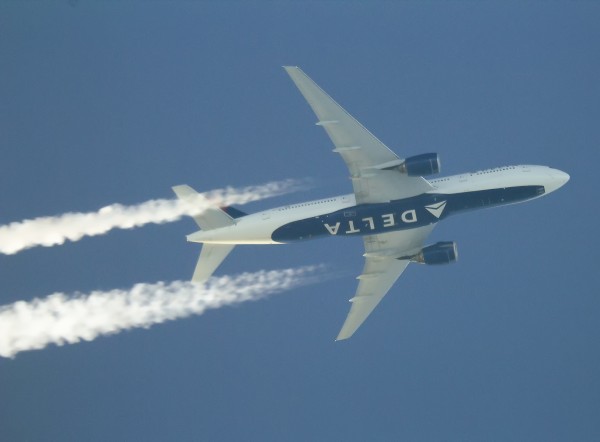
[544,169,570,193]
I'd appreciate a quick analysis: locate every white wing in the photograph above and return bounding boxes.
[284,67,436,339]
[336,224,436,340]
[284,66,432,204]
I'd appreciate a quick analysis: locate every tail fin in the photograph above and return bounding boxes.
[172,184,237,282]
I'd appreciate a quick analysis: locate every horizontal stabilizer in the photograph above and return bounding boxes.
[192,244,235,282]
[172,184,236,230]
[172,184,199,200]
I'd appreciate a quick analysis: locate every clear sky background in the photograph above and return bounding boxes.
[1,1,599,441]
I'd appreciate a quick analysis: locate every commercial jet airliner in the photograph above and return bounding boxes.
[173,67,569,340]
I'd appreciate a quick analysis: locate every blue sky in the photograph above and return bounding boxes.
[1,1,599,441]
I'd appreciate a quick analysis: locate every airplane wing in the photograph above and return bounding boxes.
[284,66,432,204]
[336,224,436,340]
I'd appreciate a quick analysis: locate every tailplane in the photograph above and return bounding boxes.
[172,184,237,230]
[191,244,235,282]
[172,184,239,282]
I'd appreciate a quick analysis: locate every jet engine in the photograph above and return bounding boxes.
[408,241,458,265]
[398,153,441,176]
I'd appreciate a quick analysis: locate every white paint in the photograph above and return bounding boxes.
[382,213,395,227]
[362,217,375,230]
[187,165,569,245]
[401,210,418,223]
[324,222,341,235]
[346,220,360,234]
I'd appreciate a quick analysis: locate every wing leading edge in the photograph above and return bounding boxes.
[284,67,437,339]
[284,66,432,204]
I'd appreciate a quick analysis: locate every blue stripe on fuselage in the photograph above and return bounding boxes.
[271,185,544,243]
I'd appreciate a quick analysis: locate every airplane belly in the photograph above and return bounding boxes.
[271,199,443,243]
[188,217,286,245]
[270,184,547,243]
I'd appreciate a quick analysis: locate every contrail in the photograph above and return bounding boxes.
[0,265,322,358]
[0,179,302,255]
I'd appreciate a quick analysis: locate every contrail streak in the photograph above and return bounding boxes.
[0,266,321,358]
[0,179,301,255]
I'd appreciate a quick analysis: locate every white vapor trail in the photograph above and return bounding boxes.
[0,179,301,255]
[0,266,321,358]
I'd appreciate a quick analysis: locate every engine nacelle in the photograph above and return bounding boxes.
[413,241,458,265]
[399,153,441,176]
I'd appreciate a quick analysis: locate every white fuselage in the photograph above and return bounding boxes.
[186,165,569,245]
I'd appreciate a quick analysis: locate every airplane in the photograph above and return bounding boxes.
[173,66,569,341]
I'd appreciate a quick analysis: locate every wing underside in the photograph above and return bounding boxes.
[284,66,432,204]
[284,67,437,339]
[336,224,436,340]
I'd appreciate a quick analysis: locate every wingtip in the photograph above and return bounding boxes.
[172,184,197,199]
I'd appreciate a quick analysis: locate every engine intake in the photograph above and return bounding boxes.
[398,153,441,176]
[410,241,458,265]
